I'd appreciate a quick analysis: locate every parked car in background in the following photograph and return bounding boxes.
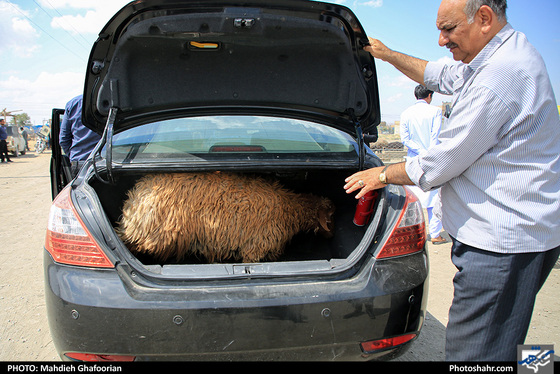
[6,126,26,156]
[45,0,428,361]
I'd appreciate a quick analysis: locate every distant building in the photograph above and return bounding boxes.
[378,121,394,134]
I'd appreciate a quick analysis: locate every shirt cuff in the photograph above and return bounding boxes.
[405,156,425,189]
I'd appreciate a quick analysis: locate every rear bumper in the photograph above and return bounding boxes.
[44,250,428,361]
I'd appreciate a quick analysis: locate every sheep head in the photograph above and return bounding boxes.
[316,197,336,238]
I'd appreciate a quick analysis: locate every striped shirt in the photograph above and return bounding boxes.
[405,24,560,254]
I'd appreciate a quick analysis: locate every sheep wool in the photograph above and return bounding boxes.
[117,172,335,263]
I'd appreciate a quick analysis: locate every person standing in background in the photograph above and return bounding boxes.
[59,95,101,178]
[400,85,446,244]
[20,127,29,151]
[0,119,12,163]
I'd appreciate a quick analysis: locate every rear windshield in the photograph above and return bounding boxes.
[111,116,357,164]
[6,127,19,137]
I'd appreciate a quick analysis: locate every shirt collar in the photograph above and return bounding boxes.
[467,23,515,72]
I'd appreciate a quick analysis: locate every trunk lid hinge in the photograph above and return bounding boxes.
[92,107,117,185]
[348,109,365,170]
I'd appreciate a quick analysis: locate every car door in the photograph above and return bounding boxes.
[50,108,72,199]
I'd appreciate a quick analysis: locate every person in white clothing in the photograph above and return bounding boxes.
[400,85,446,244]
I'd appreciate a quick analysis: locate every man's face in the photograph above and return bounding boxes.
[437,0,483,64]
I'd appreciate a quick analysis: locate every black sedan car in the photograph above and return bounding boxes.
[45,0,428,361]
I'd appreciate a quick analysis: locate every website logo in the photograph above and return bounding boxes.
[518,345,555,374]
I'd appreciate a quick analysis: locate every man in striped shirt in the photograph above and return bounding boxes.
[344,0,560,361]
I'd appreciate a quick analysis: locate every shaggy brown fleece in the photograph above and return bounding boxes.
[117,172,335,263]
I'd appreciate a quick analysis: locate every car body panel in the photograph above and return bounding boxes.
[45,250,427,361]
[6,126,26,156]
[50,109,72,199]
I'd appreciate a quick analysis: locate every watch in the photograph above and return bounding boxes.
[379,165,389,184]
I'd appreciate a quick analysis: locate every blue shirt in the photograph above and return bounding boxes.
[406,24,560,254]
[0,125,7,141]
[59,95,101,162]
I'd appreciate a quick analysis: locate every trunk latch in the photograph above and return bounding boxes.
[234,18,255,28]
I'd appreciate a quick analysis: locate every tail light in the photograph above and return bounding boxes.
[64,352,135,362]
[360,333,417,353]
[45,186,114,268]
[377,187,426,259]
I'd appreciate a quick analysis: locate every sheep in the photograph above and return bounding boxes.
[116,172,335,263]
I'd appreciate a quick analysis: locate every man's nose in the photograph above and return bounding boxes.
[438,32,448,47]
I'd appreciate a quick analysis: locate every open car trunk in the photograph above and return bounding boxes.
[62,0,387,278]
[87,167,384,276]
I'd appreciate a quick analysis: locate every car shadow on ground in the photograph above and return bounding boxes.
[395,312,560,362]
[395,311,446,361]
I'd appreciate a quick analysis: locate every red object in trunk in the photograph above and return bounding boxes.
[353,190,377,226]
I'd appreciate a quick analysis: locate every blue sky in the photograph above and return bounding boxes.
[1,0,558,125]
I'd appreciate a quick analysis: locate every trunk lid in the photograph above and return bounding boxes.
[82,0,380,136]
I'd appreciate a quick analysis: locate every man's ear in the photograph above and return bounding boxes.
[478,5,494,33]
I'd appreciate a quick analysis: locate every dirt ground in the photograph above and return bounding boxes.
[0,151,558,361]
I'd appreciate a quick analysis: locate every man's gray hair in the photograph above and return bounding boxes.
[464,0,507,24]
